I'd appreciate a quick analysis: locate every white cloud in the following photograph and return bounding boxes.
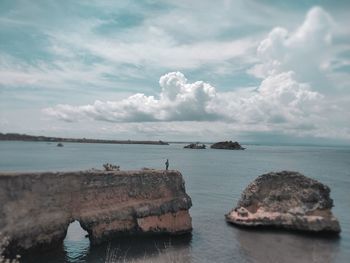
[44,72,219,122]
[0,53,116,89]
[44,71,325,134]
[215,71,323,126]
[247,6,348,93]
[48,29,257,70]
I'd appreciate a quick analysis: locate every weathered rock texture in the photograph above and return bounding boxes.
[0,170,192,252]
[226,171,340,233]
[210,141,245,150]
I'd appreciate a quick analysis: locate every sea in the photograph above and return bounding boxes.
[0,141,349,263]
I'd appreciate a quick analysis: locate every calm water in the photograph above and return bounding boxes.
[1,141,349,263]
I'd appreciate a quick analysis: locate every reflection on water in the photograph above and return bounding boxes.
[21,232,192,263]
[237,227,340,263]
[21,226,341,263]
[86,234,192,263]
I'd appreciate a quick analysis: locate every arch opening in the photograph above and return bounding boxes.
[63,220,90,261]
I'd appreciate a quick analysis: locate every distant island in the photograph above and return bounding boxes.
[210,141,245,150]
[0,133,169,145]
[184,143,206,149]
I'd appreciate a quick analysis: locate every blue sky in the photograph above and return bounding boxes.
[0,0,349,144]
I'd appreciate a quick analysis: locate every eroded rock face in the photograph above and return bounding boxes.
[210,141,245,150]
[226,171,340,233]
[0,170,192,252]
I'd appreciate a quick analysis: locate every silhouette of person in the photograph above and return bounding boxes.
[165,159,169,170]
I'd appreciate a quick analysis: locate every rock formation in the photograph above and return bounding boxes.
[0,170,192,252]
[226,171,340,233]
[184,143,206,149]
[210,141,245,150]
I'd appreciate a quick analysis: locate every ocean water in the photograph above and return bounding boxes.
[0,141,349,263]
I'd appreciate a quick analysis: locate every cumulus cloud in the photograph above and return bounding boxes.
[248,6,337,92]
[216,71,323,126]
[44,71,323,133]
[44,72,219,122]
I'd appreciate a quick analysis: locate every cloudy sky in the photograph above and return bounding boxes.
[1,0,350,144]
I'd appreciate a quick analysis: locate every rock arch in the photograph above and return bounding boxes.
[0,170,192,252]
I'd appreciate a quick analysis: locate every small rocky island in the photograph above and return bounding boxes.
[226,171,340,233]
[184,143,206,149]
[210,141,245,150]
[0,169,192,252]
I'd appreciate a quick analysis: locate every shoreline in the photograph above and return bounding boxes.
[0,133,169,145]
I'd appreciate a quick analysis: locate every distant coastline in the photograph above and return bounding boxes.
[0,133,169,145]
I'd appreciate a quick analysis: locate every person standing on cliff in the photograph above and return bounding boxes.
[165,159,169,170]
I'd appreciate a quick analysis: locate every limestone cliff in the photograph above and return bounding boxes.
[226,171,340,233]
[0,170,192,252]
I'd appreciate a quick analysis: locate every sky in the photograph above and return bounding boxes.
[0,0,350,144]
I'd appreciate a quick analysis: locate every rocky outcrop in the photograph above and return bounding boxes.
[226,171,340,233]
[0,170,192,252]
[210,141,245,150]
[184,143,206,149]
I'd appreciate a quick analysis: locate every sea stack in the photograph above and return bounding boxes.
[226,171,341,233]
[0,169,192,252]
[210,141,245,150]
